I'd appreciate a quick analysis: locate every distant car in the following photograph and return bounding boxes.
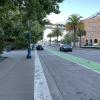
[36,45,44,50]
[60,44,72,52]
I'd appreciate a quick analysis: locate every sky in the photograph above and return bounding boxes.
[44,0,100,40]
[59,0,100,19]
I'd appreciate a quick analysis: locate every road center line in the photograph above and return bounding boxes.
[34,50,53,100]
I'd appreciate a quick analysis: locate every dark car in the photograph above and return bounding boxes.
[60,44,72,52]
[36,45,44,50]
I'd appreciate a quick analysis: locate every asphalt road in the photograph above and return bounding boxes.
[66,49,100,63]
[47,46,100,63]
[38,50,100,100]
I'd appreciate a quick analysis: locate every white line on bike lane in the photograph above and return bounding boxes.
[34,50,53,100]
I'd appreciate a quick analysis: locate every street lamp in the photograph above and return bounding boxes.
[27,20,32,59]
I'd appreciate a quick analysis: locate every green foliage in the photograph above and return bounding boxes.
[52,27,63,45]
[0,0,64,50]
[0,36,4,54]
[77,28,86,47]
[66,14,82,31]
[62,33,72,44]
[14,37,28,49]
[31,21,44,43]
[77,29,86,37]
[53,27,63,37]
[47,33,53,45]
[65,14,83,46]
[47,33,53,38]
[0,28,4,53]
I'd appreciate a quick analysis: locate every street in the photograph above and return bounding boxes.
[38,48,100,100]
[47,46,100,63]
[0,48,100,100]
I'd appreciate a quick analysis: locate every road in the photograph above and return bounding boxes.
[0,48,100,100]
[47,46,100,63]
[38,48,100,100]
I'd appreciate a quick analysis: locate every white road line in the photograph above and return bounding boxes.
[34,50,53,100]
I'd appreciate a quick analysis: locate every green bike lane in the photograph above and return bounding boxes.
[46,48,100,73]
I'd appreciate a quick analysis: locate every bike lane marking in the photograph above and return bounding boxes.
[46,48,100,74]
[34,50,53,100]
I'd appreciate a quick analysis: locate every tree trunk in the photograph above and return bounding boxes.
[57,36,58,46]
[79,36,81,48]
[50,37,51,46]
[73,27,77,47]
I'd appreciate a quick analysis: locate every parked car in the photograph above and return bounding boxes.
[36,45,44,50]
[60,44,72,52]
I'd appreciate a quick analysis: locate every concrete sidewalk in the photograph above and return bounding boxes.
[0,50,34,100]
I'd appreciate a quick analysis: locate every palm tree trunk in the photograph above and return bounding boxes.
[73,27,77,47]
[50,37,51,46]
[79,36,81,48]
[57,36,58,46]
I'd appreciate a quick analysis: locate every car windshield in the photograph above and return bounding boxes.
[63,44,71,47]
[38,45,42,47]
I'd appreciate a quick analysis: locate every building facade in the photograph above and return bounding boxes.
[82,12,100,46]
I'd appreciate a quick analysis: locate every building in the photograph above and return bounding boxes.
[82,12,100,46]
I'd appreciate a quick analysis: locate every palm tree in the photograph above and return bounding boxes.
[47,33,53,46]
[53,27,63,45]
[66,14,83,47]
[63,33,73,44]
[77,29,86,47]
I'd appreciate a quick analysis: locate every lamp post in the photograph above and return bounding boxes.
[27,20,32,59]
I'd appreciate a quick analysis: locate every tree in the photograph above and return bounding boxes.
[0,28,4,54]
[0,35,4,54]
[65,14,83,47]
[47,33,53,46]
[62,33,72,44]
[77,29,86,47]
[0,0,63,47]
[0,0,64,52]
[52,27,63,45]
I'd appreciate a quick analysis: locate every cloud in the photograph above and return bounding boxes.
[43,29,67,41]
[43,29,52,41]
[43,12,70,40]
[46,12,70,24]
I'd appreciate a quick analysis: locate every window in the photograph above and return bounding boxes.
[94,39,98,43]
[86,40,88,45]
